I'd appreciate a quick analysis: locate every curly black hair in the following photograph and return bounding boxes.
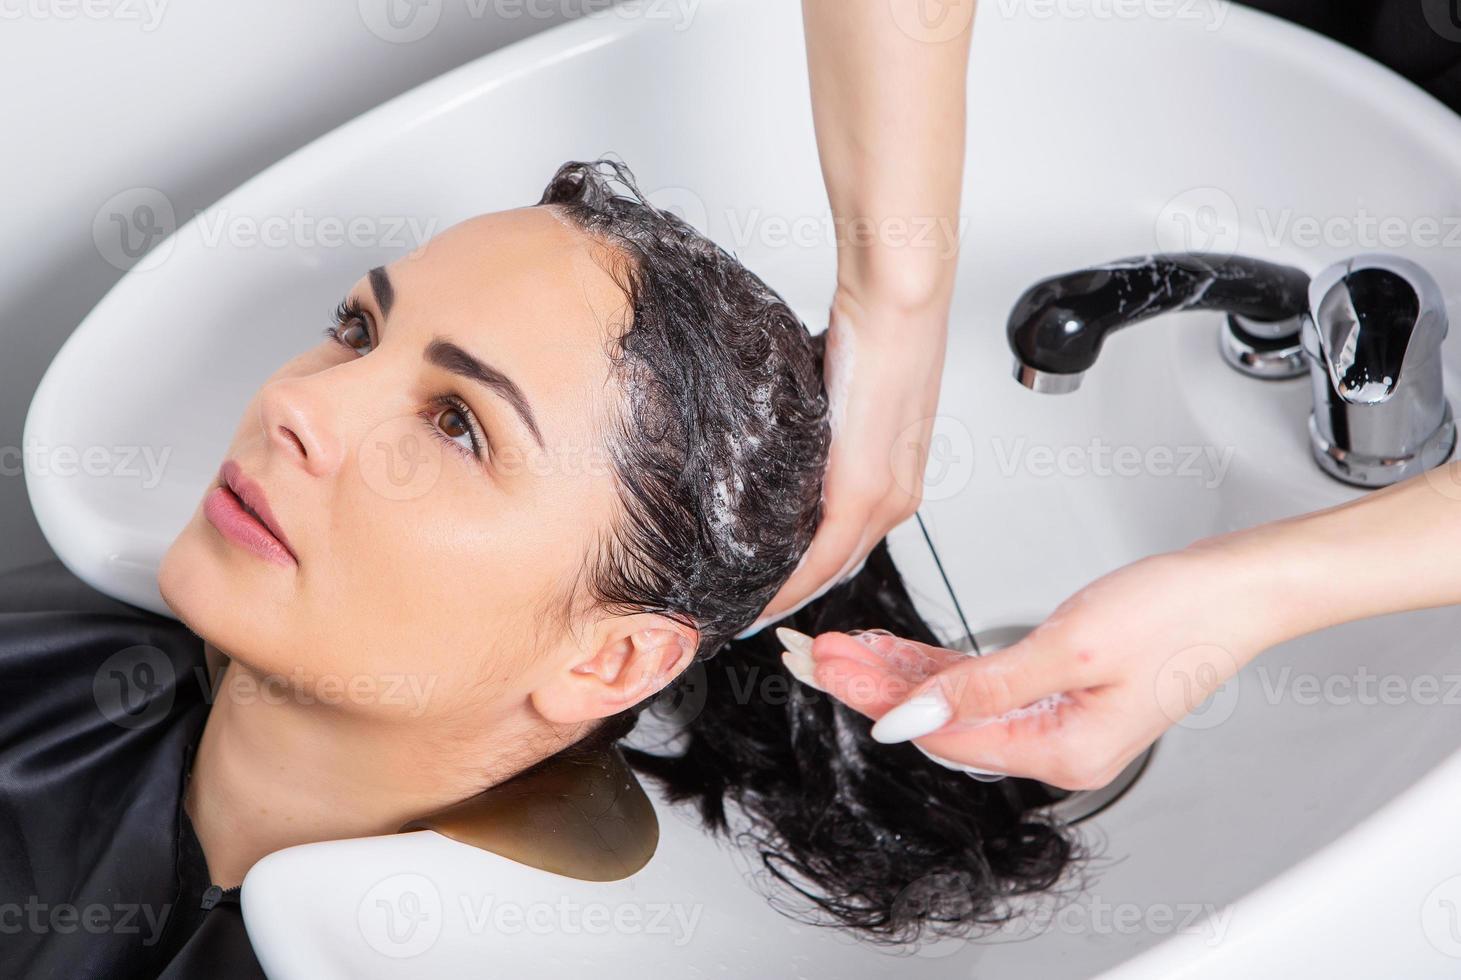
[533,159,1079,945]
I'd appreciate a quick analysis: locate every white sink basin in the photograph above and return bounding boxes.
[25,0,1461,975]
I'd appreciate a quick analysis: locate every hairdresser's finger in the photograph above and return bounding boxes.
[756,511,864,624]
[807,652,1024,776]
[807,652,1114,788]
[864,633,1100,746]
[796,629,1061,718]
[796,635,1143,788]
[811,630,969,683]
[805,651,917,716]
[793,632,971,717]
[912,694,1132,789]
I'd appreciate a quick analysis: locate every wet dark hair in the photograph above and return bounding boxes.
[535,159,1078,944]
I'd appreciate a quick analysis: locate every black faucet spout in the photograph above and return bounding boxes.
[1008,253,1311,392]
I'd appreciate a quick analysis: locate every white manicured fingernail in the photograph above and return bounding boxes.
[780,649,826,692]
[776,627,814,658]
[870,688,953,743]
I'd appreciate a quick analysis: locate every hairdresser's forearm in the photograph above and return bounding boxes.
[1198,462,1461,651]
[800,0,975,319]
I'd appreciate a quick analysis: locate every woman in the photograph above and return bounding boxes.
[0,160,1075,979]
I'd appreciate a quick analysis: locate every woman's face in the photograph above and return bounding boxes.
[160,206,694,737]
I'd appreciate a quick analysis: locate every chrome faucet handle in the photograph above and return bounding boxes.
[1307,254,1448,404]
[1303,254,1456,486]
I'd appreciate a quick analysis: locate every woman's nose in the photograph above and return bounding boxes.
[257,377,345,478]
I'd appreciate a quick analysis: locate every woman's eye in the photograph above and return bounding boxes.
[324,300,375,354]
[338,319,372,353]
[323,301,487,464]
[428,401,486,460]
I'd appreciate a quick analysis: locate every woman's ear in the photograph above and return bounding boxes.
[530,613,698,726]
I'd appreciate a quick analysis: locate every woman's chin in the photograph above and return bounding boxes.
[159,519,284,646]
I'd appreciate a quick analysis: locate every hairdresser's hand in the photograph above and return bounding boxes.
[787,534,1299,790]
[752,0,972,634]
[750,285,949,631]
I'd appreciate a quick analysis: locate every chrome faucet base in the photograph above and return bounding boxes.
[1308,402,1457,488]
[1219,313,1308,380]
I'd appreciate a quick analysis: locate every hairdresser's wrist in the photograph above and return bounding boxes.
[1183,503,1404,658]
[831,262,953,347]
[835,270,958,354]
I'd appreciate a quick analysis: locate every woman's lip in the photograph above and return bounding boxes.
[204,486,297,567]
[209,460,298,565]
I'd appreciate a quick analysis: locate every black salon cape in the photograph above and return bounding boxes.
[0,561,267,980]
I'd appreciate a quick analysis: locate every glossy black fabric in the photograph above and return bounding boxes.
[0,561,265,980]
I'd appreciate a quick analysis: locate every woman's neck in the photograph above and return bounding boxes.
[185,643,532,889]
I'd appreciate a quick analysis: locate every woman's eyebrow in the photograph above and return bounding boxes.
[368,265,394,318]
[425,337,544,448]
[367,264,544,448]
